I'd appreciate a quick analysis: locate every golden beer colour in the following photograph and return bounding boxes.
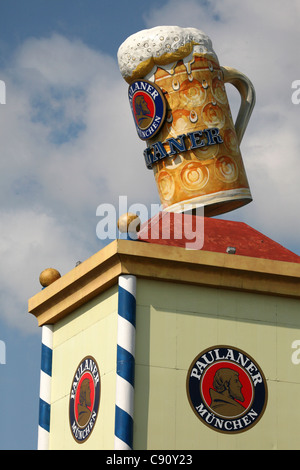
[118,26,255,216]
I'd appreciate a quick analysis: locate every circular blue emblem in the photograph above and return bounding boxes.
[187,346,268,434]
[128,79,167,141]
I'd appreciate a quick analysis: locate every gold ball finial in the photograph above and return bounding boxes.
[39,268,61,287]
[117,212,141,233]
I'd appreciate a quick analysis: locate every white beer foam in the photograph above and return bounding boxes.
[118,26,218,82]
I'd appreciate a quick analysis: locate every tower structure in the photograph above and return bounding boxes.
[28,214,300,450]
[28,26,300,450]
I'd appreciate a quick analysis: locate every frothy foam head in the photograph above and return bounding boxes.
[117,26,218,83]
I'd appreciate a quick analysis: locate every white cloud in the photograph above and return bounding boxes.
[0,33,158,332]
[0,208,91,332]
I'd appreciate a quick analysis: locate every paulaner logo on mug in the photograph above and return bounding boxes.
[128,79,167,140]
[118,26,255,217]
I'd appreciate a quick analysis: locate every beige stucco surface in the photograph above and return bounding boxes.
[133,279,300,450]
[28,240,300,449]
[49,286,118,450]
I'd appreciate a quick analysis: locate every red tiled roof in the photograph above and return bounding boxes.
[138,212,300,263]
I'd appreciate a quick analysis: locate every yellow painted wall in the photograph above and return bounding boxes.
[49,285,118,450]
[47,276,300,450]
[133,279,300,450]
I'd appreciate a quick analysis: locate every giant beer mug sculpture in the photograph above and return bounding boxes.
[118,26,255,216]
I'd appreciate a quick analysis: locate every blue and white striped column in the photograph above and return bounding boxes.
[114,275,136,450]
[38,324,53,450]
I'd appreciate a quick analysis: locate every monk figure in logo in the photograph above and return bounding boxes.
[134,95,152,129]
[209,368,246,417]
[77,378,92,426]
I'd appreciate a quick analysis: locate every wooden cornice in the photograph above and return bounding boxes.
[28,239,300,326]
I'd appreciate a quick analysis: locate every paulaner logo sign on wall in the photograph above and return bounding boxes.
[69,356,101,443]
[186,346,268,434]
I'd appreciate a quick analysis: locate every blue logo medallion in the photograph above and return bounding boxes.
[128,79,166,141]
[187,346,268,434]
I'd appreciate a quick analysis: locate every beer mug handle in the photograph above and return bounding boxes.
[221,66,256,144]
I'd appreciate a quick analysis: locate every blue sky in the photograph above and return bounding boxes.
[0,0,300,449]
